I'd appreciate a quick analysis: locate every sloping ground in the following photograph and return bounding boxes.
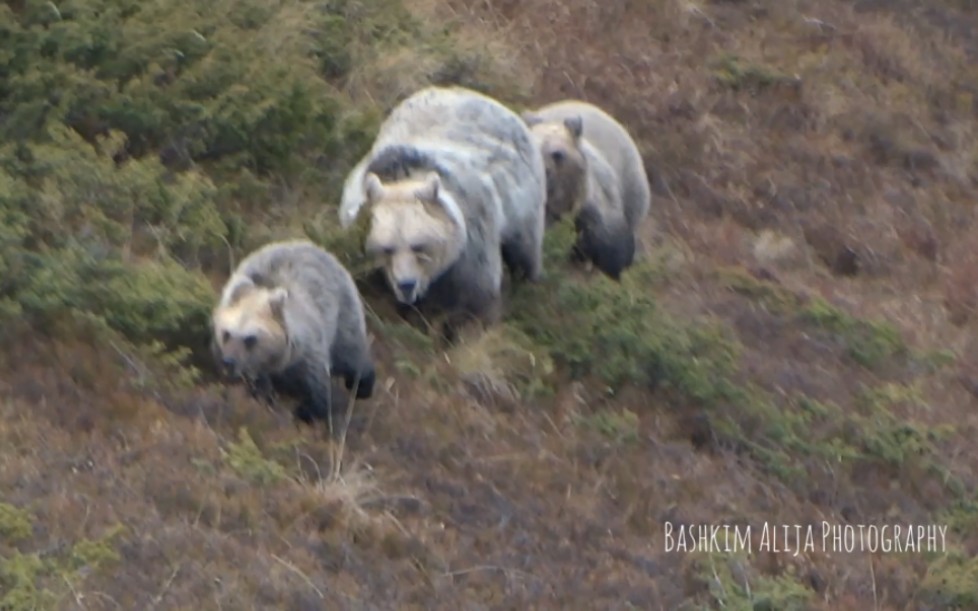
[2,0,978,609]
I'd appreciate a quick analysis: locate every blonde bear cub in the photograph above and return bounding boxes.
[523,100,651,279]
[211,239,375,424]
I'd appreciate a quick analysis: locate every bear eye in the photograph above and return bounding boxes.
[410,244,426,254]
[366,241,394,258]
[551,150,565,165]
[244,335,258,349]
[222,331,230,344]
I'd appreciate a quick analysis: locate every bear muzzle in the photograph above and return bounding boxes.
[221,357,240,377]
[394,279,420,304]
[222,357,259,380]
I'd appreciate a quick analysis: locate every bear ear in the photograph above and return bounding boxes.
[415,172,440,204]
[521,111,543,127]
[364,172,385,204]
[267,287,288,318]
[222,274,255,305]
[563,116,583,141]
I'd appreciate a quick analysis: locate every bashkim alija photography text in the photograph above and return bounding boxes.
[663,521,948,556]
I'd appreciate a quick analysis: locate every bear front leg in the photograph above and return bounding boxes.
[571,209,597,266]
[441,290,502,344]
[346,363,376,399]
[591,225,634,281]
[293,359,334,424]
[247,373,277,406]
[293,402,317,425]
[332,355,376,400]
[501,233,544,283]
[569,239,589,265]
[332,328,377,400]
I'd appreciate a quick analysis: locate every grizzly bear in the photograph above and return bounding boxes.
[211,239,376,424]
[522,100,651,279]
[338,85,547,337]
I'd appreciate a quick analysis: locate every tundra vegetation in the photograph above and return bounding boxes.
[1,0,978,608]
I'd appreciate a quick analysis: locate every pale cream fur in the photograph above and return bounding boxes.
[363,172,466,305]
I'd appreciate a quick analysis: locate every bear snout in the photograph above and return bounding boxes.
[221,357,239,376]
[396,279,419,304]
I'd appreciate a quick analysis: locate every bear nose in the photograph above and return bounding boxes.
[222,357,237,372]
[397,280,417,297]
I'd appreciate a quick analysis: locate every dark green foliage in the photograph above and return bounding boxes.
[919,553,978,607]
[711,53,790,94]
[0,503,32,543]
[1,0,362,175]
[693,554,814,610]
[0,126,219,355]
[510,223,740,399]
[0,521,126,611]
[802,297,905,368]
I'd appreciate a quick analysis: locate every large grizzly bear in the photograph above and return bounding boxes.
[338,85,547,337]
[522,100,651,279]
[211,239,376,424]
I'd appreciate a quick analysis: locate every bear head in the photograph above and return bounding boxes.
[361,171,466,306]
[523,113,588,226]
[211,275,291,380]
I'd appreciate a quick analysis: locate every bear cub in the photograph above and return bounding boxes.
[523,100,651,280]
[211,239,376,425]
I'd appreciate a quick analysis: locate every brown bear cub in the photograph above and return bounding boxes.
[523,100,651,280]
[211,240,376,425]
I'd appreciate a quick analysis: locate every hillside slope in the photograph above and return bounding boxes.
[2,0,978,609]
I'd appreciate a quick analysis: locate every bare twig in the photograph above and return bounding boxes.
[62,574,87,610]
[218,233,236,275]
[328,368,361,480]
[870,555,879,610]
[441,564,539,584]
[272,554,325,599]
[802,16,837,32]
[148,564,181,610]
[88,592,123,610]
[294,449,324,485]
[684,2,716,29]
[709,555,728,606]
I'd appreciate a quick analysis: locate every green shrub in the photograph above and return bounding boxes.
[0,524,127,611]
[711,52,789,94]
[919,553,978,607]
[509,223,739,400]
[0,126,219,356]
[802,297,905,369]
[0,551,52,611]
[0,503,33,543]
[2,0,355,173]
[694,553,814,611]
[224,427,288,486]
[576,408,640,444]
